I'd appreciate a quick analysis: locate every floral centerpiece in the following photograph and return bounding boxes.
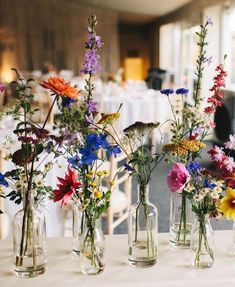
[0,69,78,278]
[162,16,227,248]
[42,14,122,275]
[121,121,163,267]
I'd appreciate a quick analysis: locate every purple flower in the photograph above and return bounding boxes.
[0,84,4,92]
[206,16,214,26]
[85,114,95,124]
[160,89,174,96]
[201,55,213,66]
[85,33,103,49]
[87,100,98,113]
[81,50,101,75]
[176,88,189,95]
[192,126,203,137]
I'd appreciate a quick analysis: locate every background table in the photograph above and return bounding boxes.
[1,231,235,287]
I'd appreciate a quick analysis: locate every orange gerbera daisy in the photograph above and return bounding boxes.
[40,77,79,99]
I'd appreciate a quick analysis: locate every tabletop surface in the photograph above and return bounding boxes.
[1,231,235,287]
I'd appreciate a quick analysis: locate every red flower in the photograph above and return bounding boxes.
[53,166,82,207]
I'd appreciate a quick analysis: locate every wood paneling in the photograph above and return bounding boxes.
[0,0,120,79]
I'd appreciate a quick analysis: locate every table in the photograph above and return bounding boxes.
[96,90,172,131]
[1,231,235,287]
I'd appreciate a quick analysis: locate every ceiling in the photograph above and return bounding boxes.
[76,0,193,23]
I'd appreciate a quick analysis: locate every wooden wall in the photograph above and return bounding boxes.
[0,0,120,81]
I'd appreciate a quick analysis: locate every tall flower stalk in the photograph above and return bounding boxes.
[162,17,227,248]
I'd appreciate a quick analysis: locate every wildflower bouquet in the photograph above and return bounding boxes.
[45,14,122,275]
[0,69,78,278]
[208,137,235,220]
[121,121,163,267]
[163,17,227,248]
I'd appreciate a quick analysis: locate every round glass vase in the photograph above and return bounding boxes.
[169,191,193,248]
[80,215,105,275]
[128,184,158,268]
[13,193,47,278]
[190,214,214,269]
[72,205,84,256]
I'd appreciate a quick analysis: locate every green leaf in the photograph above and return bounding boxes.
[21,102,30,113]
[35,144,44,156]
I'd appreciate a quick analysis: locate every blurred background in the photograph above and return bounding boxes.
[0,0,235,238]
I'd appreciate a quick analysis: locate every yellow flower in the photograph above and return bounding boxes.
[98,113,120,124]
[219,187,235,220]
[94,191,102,199]
[103,170,109,175]
[85,174,92,179]
[163,139,205,156]
[90,182,97,188]
[97,171,104,177]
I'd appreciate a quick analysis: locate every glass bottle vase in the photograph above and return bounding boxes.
[80,215,105,275]
[190,214,214,268]
[128,184,158,268]
[72,205,84,256]
[169,191,193,248]
[13,193,47,278]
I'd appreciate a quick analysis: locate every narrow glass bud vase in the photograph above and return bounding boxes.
[72,205,84,256]
[80,216,105,275]
[169,191,193,248]
[233,221,235,256]
[128,184,158,267]
[191,214,214,268]
[13,193,47,278]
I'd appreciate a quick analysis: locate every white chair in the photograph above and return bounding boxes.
[104,151,132,235]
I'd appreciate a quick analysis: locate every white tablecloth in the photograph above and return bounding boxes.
[97,91,172,131]
[0,231,235,287]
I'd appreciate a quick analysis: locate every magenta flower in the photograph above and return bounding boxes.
[167,163,190,192]
[0,84,4,92]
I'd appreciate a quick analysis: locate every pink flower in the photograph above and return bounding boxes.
[223,156,235,172]
[225,134,235,149]
[208,146,225,162]
[167,163,190,193]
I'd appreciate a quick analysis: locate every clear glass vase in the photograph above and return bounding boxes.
[72,205,84,256]
[128,184,158,268]
[13,194,47,278]
[233,221,235,256]
[169,191,193,248]
[191,214,214,268]
[80,215,105,275]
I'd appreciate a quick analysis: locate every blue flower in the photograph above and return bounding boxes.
[0,173,8,187]
[108,145,121,158]
[123,163,134,172]
[86,133,100,150]
[79,147,98,166]
[160,89,174,96]
[62,96,77,108]
[98,134,110,150]
[46,141,53,153]
[187,161,201,173]
[204,179,216,189]
[176,88,189,95]
[68,155,81,168]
